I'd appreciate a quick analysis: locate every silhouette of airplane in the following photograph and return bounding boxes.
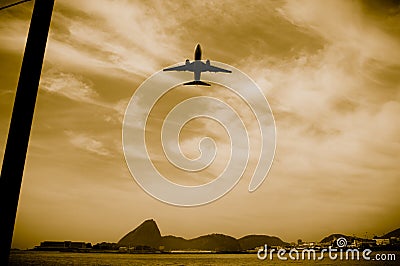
[163,44,232,86]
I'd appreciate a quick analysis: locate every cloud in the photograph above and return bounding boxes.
[39,70,130,125]
[0,2,32,52]
[0,0,184,80]
[43,0,183,79]
[281,0,400,63]
[66,131,111,157]
[40,72,98,103]
[223,1,400,229]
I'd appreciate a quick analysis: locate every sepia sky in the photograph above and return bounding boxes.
[1,0,400,249]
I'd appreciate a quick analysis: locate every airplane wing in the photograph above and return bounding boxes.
[204,64,232,73]
[163,63,194,72]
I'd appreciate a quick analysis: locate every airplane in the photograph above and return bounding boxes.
[163,44,232,86]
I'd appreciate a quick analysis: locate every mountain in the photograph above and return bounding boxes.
[382,228,400,238]
[118,219,162,249]
[118,219,287,252]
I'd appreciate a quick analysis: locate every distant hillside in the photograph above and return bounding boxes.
[189,234,240,252]
[118,219,287,252]
[161,236,188,250]
[162,234,241,252]
[320,233,368,244]
[239,235,288,250]
[382,228,400,238]
[320,234,350,243]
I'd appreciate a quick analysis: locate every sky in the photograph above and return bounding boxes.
[0,0,399,249]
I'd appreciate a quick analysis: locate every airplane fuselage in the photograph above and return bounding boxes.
[193,44,203,80]
[193,61,202,81]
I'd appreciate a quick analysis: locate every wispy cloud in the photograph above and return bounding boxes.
[66,131,111,157]
[239,0,400,217]
[281,0,400,63]
[40,72,98,103]
[39,70,130,124]
[0,2,32,52]
[44,0,183,79]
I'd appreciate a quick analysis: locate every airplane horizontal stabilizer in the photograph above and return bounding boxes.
[183,80,211,86]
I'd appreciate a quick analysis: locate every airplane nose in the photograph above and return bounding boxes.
[194,43,202,60]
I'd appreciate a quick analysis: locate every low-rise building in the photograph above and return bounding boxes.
[35,241,88,251]
[375,238,390,246]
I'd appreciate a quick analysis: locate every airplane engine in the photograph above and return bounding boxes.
[185,59,190,65]
[206,60,210,66]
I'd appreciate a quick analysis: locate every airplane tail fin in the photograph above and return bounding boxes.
[183,80,211,86]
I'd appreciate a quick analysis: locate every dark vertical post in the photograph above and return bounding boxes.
[0,0,54,263]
